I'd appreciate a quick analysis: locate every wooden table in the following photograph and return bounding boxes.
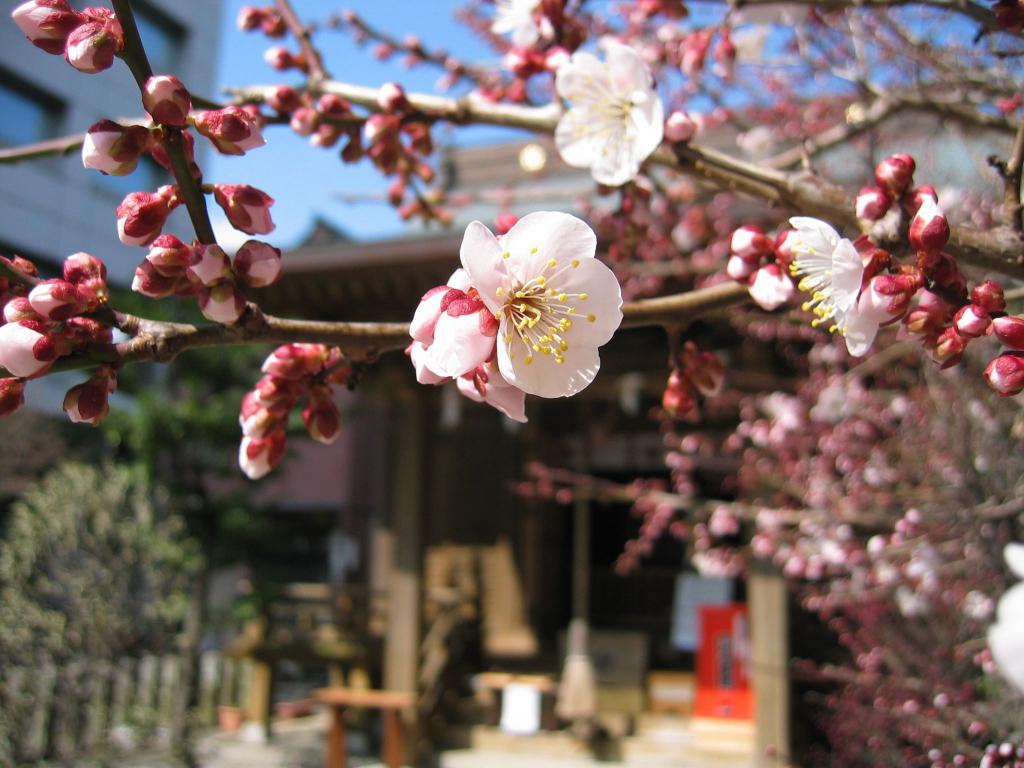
[313,687,416,768]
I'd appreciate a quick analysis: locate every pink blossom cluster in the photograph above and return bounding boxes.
[238,344,351,479]
[12,0,123,74]
[0,252,117,424]
[661,340,725,420]
[133,235,281,324]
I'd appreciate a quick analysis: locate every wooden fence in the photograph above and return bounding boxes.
[0,652,253,767]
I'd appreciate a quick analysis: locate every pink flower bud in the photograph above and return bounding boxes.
[63,251,107,306]
[545,46,571,72]
[28,278,86,321]
[0,377,26,417]
[874,153,915,196]
[712,30,736,80]
[233,240,281,288]
[260,11,286,37]
[972,280,1006,314]
[855,186,891,220]
[662,370,697,418]
[862,274,919,319]
[0,320,57,378]
[908,196,949,253]
[63,376,110,425]
[64,316,111,345]
[730,225,771,260]
[289,107,319,136]
[953,304,991,338]
[253,374,303,406]
[240,392,285,438]
[376,81,408,112]
[665,110,700,143]
[4,297,43,324]
[192,106,265,155]
[903,184,938,217]
[266,85,301,114]
[495,213,519,235]
[198,281,246,324]
[145,234,193,277]
[311,123,343,149]
[237,6,263,31]
[984,352,1024,396]
[681,342,725,397]
[116,186,178,246]
[64,17,123,73]
[262,343,329,380]
[239,433,286,479]
[132,259,178,298]
[931,327,967,369]
[186,244,231,287]
[303,390,342,444]
[726,254,756,281]
[213,184,275,235]
[142,75,191,127]
[748,263,794,311]
[11,0,81,55]
[992,315,1024,350]
[263,45,295,70]
[81,119,150,176]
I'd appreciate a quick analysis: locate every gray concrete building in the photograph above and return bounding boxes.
[0,0,224,284]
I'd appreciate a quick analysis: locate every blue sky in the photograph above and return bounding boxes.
[207,0,524,249]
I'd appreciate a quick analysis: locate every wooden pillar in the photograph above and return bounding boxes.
[244,660,274,743]
[749,561,790,768]
[384,390,424,717]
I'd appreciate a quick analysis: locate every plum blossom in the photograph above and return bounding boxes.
[460,212,622,397]
[457,362,527,423]
[989,543,1024,694]
[787,217,886,356]
[554,41,664,186]
[491,0,542,47]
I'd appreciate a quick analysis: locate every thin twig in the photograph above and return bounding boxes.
[1003,119,1024,233]
[274,0,330,83]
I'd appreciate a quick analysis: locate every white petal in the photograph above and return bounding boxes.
[629,89,665,163]
[485,378,527,422]
[426,310,497,378]
[789,217,840,252]
[1006,543,1024,579]
[555,107,607,171]
[410,286,448,345]
[555,51,608,105]
[554,257,623,346]
[447,268,472,291]
[990,619,1024,694]
[841,305,881,357]
[503,211,597,283]
[604,41,653,97]
[459,221,507,315]
[829,239,865,313]
[996,582,1024,624]
[0,323,49,378]
[410,341,446,385]
[456,374,485,403]
[589,133,640,187]
[499,330,600,398]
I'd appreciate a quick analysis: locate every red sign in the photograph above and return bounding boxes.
[694,603,753,720]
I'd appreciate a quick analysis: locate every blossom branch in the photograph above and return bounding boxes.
[997,118,1024,233]
[110,0,217,245]
[274,0,329,82]
[227,80,1024,278]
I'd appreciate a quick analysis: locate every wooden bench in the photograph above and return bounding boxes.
[313,687,416,768]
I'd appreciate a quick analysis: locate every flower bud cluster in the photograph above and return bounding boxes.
[725,224,795,310]
[0,252,117,423]
[661,341,725,420]
[238,344,351,479]
[13,1,124,73]
[133,234,281,324]
[856,155,951,254]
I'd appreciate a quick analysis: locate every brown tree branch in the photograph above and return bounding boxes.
[224,80,1024,278]
[274,0,330,83]
[1002,118,1024,232]
[0,282,753,379]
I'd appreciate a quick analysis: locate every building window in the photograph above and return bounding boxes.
[134,2,186,74]
[0,71,63,147]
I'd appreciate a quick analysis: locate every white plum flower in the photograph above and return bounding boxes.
[460,212,622,398]
[491,0,541,47]
[787,216,885,357]
[554,40,664,187]
[990,543,1024,694]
